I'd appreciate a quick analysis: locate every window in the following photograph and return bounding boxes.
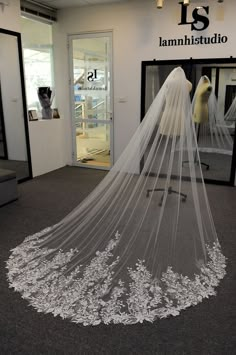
[21,17,54,116]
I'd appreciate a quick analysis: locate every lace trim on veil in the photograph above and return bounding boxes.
[6,228,226,326]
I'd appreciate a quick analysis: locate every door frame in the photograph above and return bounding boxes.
[0,80,8,159]
[0,28,33,182]
[68,30,114,170]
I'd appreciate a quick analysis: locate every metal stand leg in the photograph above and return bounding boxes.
[182,123,210,170]
[146,138,187,205]
[182,159,209,170]
[146,187,187,206]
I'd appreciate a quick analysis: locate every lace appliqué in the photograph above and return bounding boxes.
[6,229,226,326]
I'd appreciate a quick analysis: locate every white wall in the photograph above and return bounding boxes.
[29,118,67,177]
[0,1,67,177]
[54,0,236,166]
[0,0,21,32]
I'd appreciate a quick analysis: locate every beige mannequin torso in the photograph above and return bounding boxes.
[193,78,212,124]
[159,79,192,136]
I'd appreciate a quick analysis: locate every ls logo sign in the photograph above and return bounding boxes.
[178,1,209,31]
[87,69,98,82]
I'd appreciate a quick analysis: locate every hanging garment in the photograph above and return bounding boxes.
[6,67,226,326]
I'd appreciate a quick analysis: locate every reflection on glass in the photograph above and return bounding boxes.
[74,96,108,121]
[72,35,112,169]
[21,17,54,116]
[76,123,110,167]
[143,61,236,184]
[0,31,30,181]
[198,66,235,182]
[224,84,236,133]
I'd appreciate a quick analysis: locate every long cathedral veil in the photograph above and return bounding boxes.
[224,95,236,135]
[6,67,226,326]
[225,95,236,121]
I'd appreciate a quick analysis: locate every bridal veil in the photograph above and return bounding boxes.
[6,67,226,326]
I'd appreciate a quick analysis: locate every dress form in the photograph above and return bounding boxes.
[192,76,212,170]
[193,76,212,124]
[147,77,192,204]
[160,79,192,136]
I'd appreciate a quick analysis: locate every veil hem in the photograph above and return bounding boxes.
[6,227,226,326]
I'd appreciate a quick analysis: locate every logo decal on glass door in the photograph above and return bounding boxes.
[87,69,98,82]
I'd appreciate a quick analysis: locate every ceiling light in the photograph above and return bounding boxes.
[183,0,190,6]
[156,0,164,9]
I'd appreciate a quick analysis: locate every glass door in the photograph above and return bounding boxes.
[0,81,8,159]
[69,32,113,169]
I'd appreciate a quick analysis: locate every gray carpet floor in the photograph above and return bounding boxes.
[0,166,235,354]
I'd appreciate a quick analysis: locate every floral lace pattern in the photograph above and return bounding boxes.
[6,229,226,326]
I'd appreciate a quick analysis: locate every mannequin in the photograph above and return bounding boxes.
[193,76,212,124]
[192,76,212,170]
[160,78,192,136]
[192,76,233,155]
[148,75,192,204]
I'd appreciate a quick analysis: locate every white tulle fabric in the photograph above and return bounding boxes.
[224,96,236,133]
[192,76,233,155]
[6,68,226,326]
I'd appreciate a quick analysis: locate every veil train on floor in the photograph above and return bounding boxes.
[6,67,226,326]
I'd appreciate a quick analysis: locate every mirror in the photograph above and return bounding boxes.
[141,59,236,185]
[0,29,32,182]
